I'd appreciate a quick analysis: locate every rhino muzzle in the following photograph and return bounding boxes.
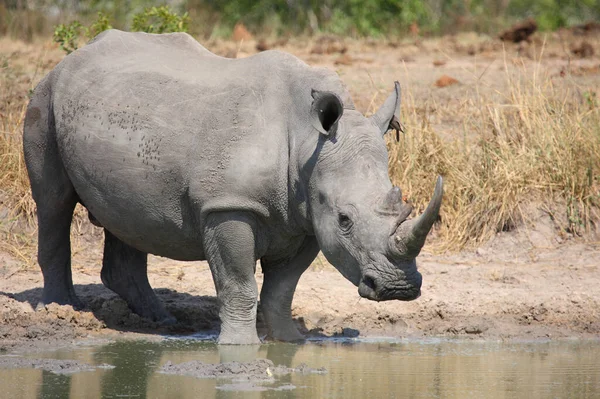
[358,270,422,301]
[357,177,442,302]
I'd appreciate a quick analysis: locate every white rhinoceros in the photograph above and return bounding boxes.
[23,30,442,344]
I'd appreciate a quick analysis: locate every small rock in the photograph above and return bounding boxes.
[341,327,360,338]
[571,41,594,58]
[435,75,459,88]
[465,325,485,334]
[256,39,270,52]
[432,59,446,67]
[334,54,353,66]
[571,21,600,36]
[499,18,537,43]
[310,37,347,55]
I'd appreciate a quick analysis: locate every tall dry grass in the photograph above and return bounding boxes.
[387,57,600,250]
[1,39,599,255]
[0,106,34,216]
[0,42,41,220]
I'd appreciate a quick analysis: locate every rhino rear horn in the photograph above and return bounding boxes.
[310,89,343,137]
[370,81,401,136]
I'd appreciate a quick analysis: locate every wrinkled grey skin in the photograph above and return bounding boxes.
[23,30,443,345]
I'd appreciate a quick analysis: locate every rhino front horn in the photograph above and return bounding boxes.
[393,176,443,258]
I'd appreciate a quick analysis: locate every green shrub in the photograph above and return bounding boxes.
[53,12,113,54]
[131,5,189,33]
[53,21,83,54]
[87,12,112,38]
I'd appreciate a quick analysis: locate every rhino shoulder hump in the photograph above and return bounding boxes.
[85,29,210,56]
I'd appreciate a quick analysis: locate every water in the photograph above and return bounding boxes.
[1,338,600,398]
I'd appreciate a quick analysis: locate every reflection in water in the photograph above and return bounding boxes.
[39,370,71,399]
[94,341,165,398]
[1,339,600,399]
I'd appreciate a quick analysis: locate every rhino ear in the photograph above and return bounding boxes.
[310,89,343,137]
[370,81,401,136]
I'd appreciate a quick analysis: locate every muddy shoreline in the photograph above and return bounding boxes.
[1,225,599,354]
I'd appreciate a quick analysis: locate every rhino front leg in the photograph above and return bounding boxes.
[101,229,175,324]
[203,212,262,345]
[260,236,320,342]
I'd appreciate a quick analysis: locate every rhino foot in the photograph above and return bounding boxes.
[268,324,305,343]
[218,330,261,345]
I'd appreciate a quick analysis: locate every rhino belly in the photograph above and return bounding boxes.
[56,120,205,260]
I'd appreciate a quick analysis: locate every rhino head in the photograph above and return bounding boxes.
[299,82,443,302]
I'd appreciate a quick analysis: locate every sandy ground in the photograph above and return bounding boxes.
[1,218,599,351]
[1,29,600,351]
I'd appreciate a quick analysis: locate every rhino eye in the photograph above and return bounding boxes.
[338,213,353,232]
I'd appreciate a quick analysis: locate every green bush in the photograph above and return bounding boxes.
[200,0,430,36]
[507,0,600,31]
[53,7,188,54]
[53,21,83,54]
[53,12,112,54]
[39,0,600,41]
[131,5,189,33]
[88,12,112,38]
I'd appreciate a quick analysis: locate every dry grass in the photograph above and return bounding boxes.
[386,55,600,250]
[1,37,599,255]
[0,106,34,217]
[0,39,48,221]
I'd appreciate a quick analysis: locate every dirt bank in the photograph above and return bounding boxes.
[1,219,599,352]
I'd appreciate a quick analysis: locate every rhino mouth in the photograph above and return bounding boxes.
[358,269,422,302]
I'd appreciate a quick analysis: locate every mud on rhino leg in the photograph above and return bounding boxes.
[203,212,262,345]
[101,229,176,324]
[260,236,320,342]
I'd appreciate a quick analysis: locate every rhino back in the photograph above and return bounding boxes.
[46,30,348,259]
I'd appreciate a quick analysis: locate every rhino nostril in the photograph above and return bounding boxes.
[362,275,377,292]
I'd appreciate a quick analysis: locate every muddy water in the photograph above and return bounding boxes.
[1,338,600,398]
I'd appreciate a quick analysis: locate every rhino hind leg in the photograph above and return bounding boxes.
[260,236,320,342]
[101,229,176,325]
[23,79,82,310]
[34,193,82,309]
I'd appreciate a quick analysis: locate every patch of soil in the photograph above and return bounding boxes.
[0,296,104,351]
